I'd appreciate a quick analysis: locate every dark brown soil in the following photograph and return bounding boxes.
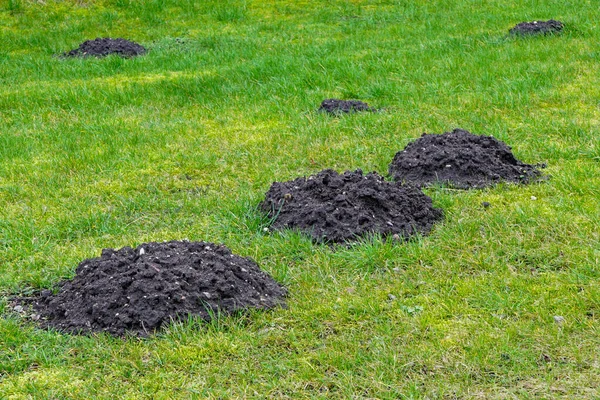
[509,20,563,35]
[319,99,375,114]
[388,129,544,189]
[63,38,147,58]
[260,169,443,244]
[15,241,286,337]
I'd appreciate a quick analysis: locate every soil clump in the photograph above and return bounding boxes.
[15,241,286,337]
[388,128,544,189]
[319,99,375,114]
[63,37,147,58]
[509,20,563,35]
[260,169,443,244]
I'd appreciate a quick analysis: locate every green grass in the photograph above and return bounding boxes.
[1,0,599,398]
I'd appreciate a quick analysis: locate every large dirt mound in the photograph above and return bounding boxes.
[63,38,147,58]
[260,169,443,244]
[19,241,286,337]
[388,129,544,189]
[319,99,375,114]
[509,20,563,35]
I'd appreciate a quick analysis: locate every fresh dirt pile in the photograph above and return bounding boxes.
[319,99,375,114]
[63,38,147,58]
[260,169,443,244]
[15,241,286,337]
[509,20,563,35]
[388,129,544,189]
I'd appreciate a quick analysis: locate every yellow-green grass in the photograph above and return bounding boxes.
[1,0,599,398]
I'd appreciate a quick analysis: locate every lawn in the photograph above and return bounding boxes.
[1,0,599,398]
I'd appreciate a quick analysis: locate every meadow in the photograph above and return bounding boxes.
[1,0,599,398]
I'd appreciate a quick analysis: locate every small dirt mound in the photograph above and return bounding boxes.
[63,37,147,58]
[319,99,375,114]
[260,169,443,244]
[388,129,544,189]
[509,20,563,35]
[16,241,286,337]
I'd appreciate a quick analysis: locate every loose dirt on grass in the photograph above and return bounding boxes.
[388,128,544,189]
[260,169,443,244]
[62,37,147,58]
[13,241,286,337]
[509,20,564,35]
[318,99,375,114]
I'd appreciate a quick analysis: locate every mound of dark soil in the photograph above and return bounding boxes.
[509,20,563,35]
[319,99,375,114]
[388,129,544,189]
[17,241,286,337]
[63,37,147,58]
[260,169,443,244]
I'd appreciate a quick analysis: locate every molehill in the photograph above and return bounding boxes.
[16,241,286,337]
[509,20,564,36]
[260,169,443,244]
[63,37,147,58]
[388,128,544,189]
[319,99,375,114]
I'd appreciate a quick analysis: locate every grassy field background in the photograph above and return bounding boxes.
[1,0,599,398]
